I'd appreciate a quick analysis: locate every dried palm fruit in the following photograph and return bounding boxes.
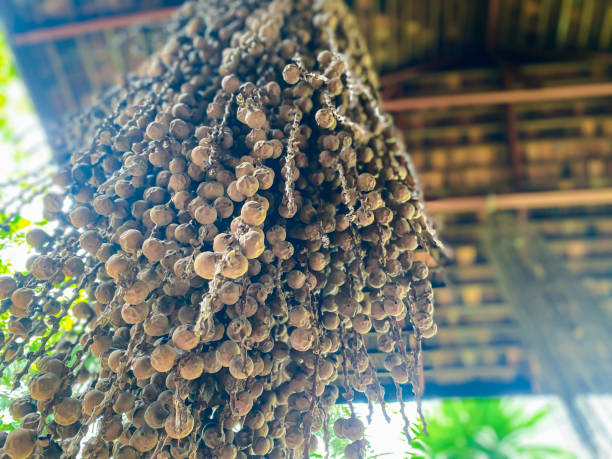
[53,398,82,426]
[29,373,60,401]
[0,1,441,458]
[4,429,37,459]
[150,344,177,373]
[82,390,105,417]
[9,398,36,420]
[164,413,194,440]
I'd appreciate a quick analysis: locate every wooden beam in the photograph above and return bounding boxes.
[402,114,612,141]
[382,82,612,111]
[339,364,523,383]
[434,303,513,322]
[368,344,522,363]
[426,188,612,213]
[11,7,178,45]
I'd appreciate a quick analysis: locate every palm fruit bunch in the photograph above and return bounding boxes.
[0,0,440,458]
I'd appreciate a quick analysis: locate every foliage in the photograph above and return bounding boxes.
[310,399,576,459]
[0,26,75,434]
[0,214,32,273]
[409,398,576,459]
[310,405,395,459]
[0,213,81,432]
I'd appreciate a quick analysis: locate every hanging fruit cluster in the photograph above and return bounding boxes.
[0,0,440,457]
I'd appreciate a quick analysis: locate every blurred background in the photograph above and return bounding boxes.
[1,0,612,457]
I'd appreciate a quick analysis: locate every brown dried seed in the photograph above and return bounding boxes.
[142,238,166,262]
[9,398,36,420]
[315,108,337,130]
[150,205,175,226]
[343,417,365,441]
[82,390,105,417]
[146,121,167,140]
[282,64,300,84]
[218,281,242,305]
[31,256,56,280]
[221,74,241,93]
[191,145,209,166]
[253,166,275,190]
[213,232,234,253]
[253,140,274,159]
[217,341,240,367]
[221,250,249,279]
[194,251,218,280]
[132,356,155,380]
[0,275,17,299]
[129,425,158,452]
[4,428,37,459]
[245,109,267,129]
[121,302,149,324]
[119,229,144,253]
[124,280,150,305]
[53,397,82,426]
[105,253,132,280]
[29,373,60,401]
[289,327,314,351]
[236,175,259,197]
[228,354,254,379]
[69,206,93,228]
[25,228,49,248]
[172,324,199,351]
[226,180,246,202]
[179,354,204,380]
[151,344,177,373]
[240,200,267,226]
[144,313,170,336]
[235,161,255,178]
[164,413,194,439]
[144,401,169,429]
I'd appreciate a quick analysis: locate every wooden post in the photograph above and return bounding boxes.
[485,216,610,454]
[500,62,523,188]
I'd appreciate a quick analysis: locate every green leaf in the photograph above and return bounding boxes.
[514,444,577,459]
[399,398,575,459]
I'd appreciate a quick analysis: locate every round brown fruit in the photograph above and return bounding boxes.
[4,428,37,459]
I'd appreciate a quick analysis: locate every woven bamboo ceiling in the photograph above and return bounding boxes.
[2,0,612,404]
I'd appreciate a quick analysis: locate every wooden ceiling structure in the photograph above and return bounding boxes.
[1,0,612,423]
